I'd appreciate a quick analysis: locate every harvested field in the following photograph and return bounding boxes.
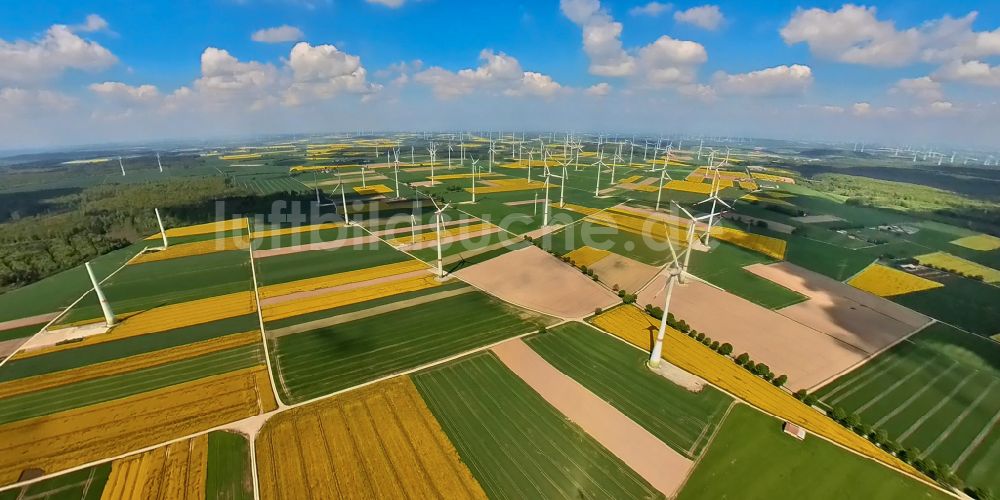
[256,378,486,500]
[746,262,930,354]
[466,178,551,194]
[563,245,611,267]
[101,434,208,499]
[251,223,342,239]
[404,227,503,251]
[0,331,259,399]
[590,305,922,479]
[259,260,428,299]
[752,172,795,184]
[132,237,248,265]
[261,274,440,322]
[915,251,1000,283]
[794,214,845,223]
[950,233,1000,251]
[353,184,393,195]
[145,219,247,241]
[665,180,715,194]
[848,264,944,297]
[413,352,664,499]
[0,366,272,486]
[387,222,493,246]
[14,291,257,360]
[590,251,660,293]
[493,339,693,496]
[454,246,618,318]
[638,279,867,390]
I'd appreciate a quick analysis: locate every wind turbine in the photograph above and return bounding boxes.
[154,208,169,248]
[447,142,453,169]
[647,236,693,369]
[156,152,164,173]
[488,141,497,173]
[430,198,452,279]
[542,167,559,227]
[118,156,126,176]
[428,142,438,183]
[654,165,672,211]
[673,201,711,283]
[85,261,116,327]
[696,170,731,245]
[594,150,607,197]
[470,156,480,203]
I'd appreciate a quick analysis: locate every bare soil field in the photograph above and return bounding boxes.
[589,252,660,293]
[0,313,58,333]
[746,262,930,354]
[637,279,869,390]
[454,246,618,319]
[793,214,845,223]
[492,339,692,497]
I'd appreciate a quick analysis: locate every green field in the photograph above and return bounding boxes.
[525,322,732,457]
[0,314,258,381]
[251,224,366,251]
[206,430,253,500]
[0,462,110,500]
[271,291,555,403]
[677,404,948,500]
[687,242,807,309]
[784,235,876,281]
[0,323,44,343]
[413,352,664,499]
[62,250,253,324]
[0,344,264,424]
[891,276,1000,338]
[814,323,1000,493]
[254,240,409,286]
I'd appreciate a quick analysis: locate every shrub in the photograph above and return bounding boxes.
[594,307,602,316]
[772,374,787,387]
[753,363,770,377]
[744,361,756,372]
[580,265,588,274]
[710,340,720,351]
[613,284,620,291]
[677,320,690,333]
[718,343,733,355]
[830,407,847,423]
[592,274,600,281]
[696,332,706,342]
[618,289,626,298]
[884,440,901,455]
[793,389,807,400]
[763,372,774,381]
[649,306,663,319]
[845,413,861,431]
[537,324,547,334]
[803,394,818,407]
[736,352,750,365]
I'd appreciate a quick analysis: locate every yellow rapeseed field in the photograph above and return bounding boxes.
[689,168,749,180]
[388,222,493,246]
[616,175,643,185]
[751,172,796,184]
[738,180,759,190]
[131,236,249,265]
[256,377,486,500]
[220,154,262,161]
[259,260,429,299]
[354,184,393,195]
[950,233,1000,251]
[848,264,944,297]
[251,223,342,239]
[261,275,440,322]
[916,252,1000,283]
[711,226,787,260]
[14,291,257,360]
[564,246,612,267]
[0,331,259,399]
[100,435,208,500]
[592,305,923,480]
[468,178,553,194]
[664,180,715,194]
[562,205,688,244]
[0,366,271,486]
[144,219,248,241]
[431,173,503,180]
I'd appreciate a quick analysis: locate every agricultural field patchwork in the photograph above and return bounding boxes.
[848,264,945,297]
[915,251,1000,283]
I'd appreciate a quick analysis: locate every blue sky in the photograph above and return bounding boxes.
[0,0,998,149]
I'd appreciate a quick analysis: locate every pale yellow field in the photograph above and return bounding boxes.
[220,154,262,161]
[688,168,749,180]
[616,175,643,184]
[354,184,393,195]
[256,377,486,500]
[261,275,440,322]
[592,305,923,480]
[131,236,248,265]
[467,178,553,194]
[259,260,428,299]
[15,291,257,360]
[251,223,342,239]
[564,246,612,267]
[431,173,503,180]
[848,264,944,297]
[950,233,1000,251]
[144,219,248,241]
[751,172,796,184]
[0,331,259,399]
[711,226,787,260]
[100,434,208,500]
[916,252,1000,283]
[738,180,759,190]
[664,180,715,194]
[388,222,493,246]
[562,205,687,244]
[0,366,272,486]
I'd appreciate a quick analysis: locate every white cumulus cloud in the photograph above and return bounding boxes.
[713,64,813,96]
[781,5,919,67]
[0,88,75,114]
[891,76,944,101]
[89,81,160,102]
[73,14,110,34]
[0,23,117,84]
[933,59,1000,86]
[560,0,636,77]
[251,25,305,43]
[585,82,612,96]
[629,2,672,17]
[414,49,562,99]
[636,35,707,87]
[674,5,724,31]
[283,42,379,106]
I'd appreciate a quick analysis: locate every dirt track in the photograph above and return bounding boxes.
[492,339,692,497]
[454,246,618,319]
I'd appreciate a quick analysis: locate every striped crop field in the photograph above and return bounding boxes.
[665,180,715,194]
[256,378,486,500]
[711,226,787,260]
[949,234,1000,251]
[130,236,248,265]
[467,178,552,194]
[261,274,441,323]
[387,222,493,246]
[0,366,274,487]
[353,184,393,195]
[259,260,428,299]
[848,264,944,297]
[144,219,248,241]
[915,251,1000,283]
[590,305,922,480]
[271,291,551,403]
[413,352,664,499]
[0,462,111,500]
[525,323,732,457]
[814,323,1000,494]
[101,434,208,499]
[250,222,342,240]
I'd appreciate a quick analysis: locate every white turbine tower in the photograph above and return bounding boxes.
[593,150,607,197]
[154,208,169,249]
[156,152,164,173]
[696,171,731,245]
[430,198,452,279]
[85,261,116,327]
[654,165,672,211]
[647,237,692,369]
[118,156,126,176]
[673,201,711,283]
[428,142,438,183]
[470,156,480,203]
[542,167,559,227]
